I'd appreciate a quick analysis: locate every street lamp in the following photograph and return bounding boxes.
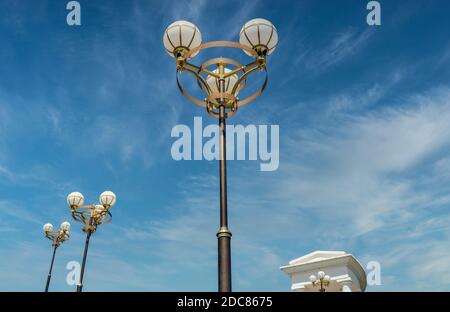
[309,271,331,292]
[43,221,70,292]
[67,190,117,292]
[163,18,278,292]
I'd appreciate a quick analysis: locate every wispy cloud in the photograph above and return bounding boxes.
[0,200,42,225]
[279,87,450,231]
[305,28,373,73]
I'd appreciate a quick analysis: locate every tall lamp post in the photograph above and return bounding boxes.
[67,190,117,292]
[43,221,70,292]
[163,18,278,292]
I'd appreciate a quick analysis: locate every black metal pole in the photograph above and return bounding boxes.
[77,231,92,292]
[44,244,58,292]
[217,76,232,292]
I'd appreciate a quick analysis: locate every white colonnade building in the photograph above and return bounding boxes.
[280,251,367,292]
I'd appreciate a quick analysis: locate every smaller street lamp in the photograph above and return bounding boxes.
[309,271,331,292]
[43,221,70,292]
[67,190,117,292]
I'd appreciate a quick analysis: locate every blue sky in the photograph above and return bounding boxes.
[1,0,450,291]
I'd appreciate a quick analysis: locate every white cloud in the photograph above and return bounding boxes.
[276,87,450,233]
[0,200,43,225]
[305,28,373,73]
[171,0,208,21]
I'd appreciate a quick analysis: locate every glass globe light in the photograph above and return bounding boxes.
[239,18,278,56]
[203,68,239,95]
[309,275,317,283]
[60,221,71,232]
[317,271,325,279]
[163,20,202,58]
[67,192,84,208]
[324,275,331,282]
[43,223,53,233]
[99,191,116,207]
[94,204,105,215]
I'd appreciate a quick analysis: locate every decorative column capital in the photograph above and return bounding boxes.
[337,278,353,292]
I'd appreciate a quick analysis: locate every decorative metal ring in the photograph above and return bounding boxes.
[71,208,113,228]
[207,92,236,108]
[176,69,207,108]
[185,41,257,59]
[207,104,237,119]
[197,57,247,94]
[178,41,268,118]
[201,57,241,71]
[99,210,113,226]
[236,67,268,107]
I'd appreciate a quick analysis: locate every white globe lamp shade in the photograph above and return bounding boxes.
[203,68,239,95]
[60,221,71,232]
[67,192,84,208]
[317,271,325,279]
[324,275,331,282]
[309,275,317,283]
[94,204,105,214]
[163,20,202,58]
[99,191,116,207]
[239,18,278,56]
[43,223,53,233]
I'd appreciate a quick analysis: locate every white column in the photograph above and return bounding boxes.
[339,280,353,292]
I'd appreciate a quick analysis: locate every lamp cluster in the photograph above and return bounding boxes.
[163,18,278,119]
[309,271,331,292]
[43,221,71,247]
[42,190,117,292]
[67,191,117,233]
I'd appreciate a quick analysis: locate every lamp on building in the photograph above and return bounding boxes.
[310,271,331,292]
